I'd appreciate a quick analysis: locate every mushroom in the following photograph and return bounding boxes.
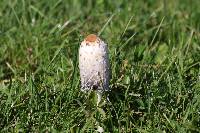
[79,34,110,105]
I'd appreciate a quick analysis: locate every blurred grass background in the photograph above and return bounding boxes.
[0,0,200,132]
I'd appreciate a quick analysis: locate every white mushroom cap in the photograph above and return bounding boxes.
[79,34,110,93]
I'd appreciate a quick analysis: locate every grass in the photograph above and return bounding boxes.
[0,0,200,132]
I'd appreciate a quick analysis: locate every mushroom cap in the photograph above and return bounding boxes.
[79,34,110,92]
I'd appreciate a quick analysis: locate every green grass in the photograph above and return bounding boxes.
[0,0,200,132]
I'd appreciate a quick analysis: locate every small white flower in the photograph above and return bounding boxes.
[79,34,110,105]
[97,125,104,133]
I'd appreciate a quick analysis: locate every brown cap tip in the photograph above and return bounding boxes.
[85,34,98,42]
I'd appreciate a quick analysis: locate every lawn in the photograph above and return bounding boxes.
[0,0,200,132]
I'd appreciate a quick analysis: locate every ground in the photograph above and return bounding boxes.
[0,0,200,132]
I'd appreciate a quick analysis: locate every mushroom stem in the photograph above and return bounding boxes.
[96,91,102,106]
